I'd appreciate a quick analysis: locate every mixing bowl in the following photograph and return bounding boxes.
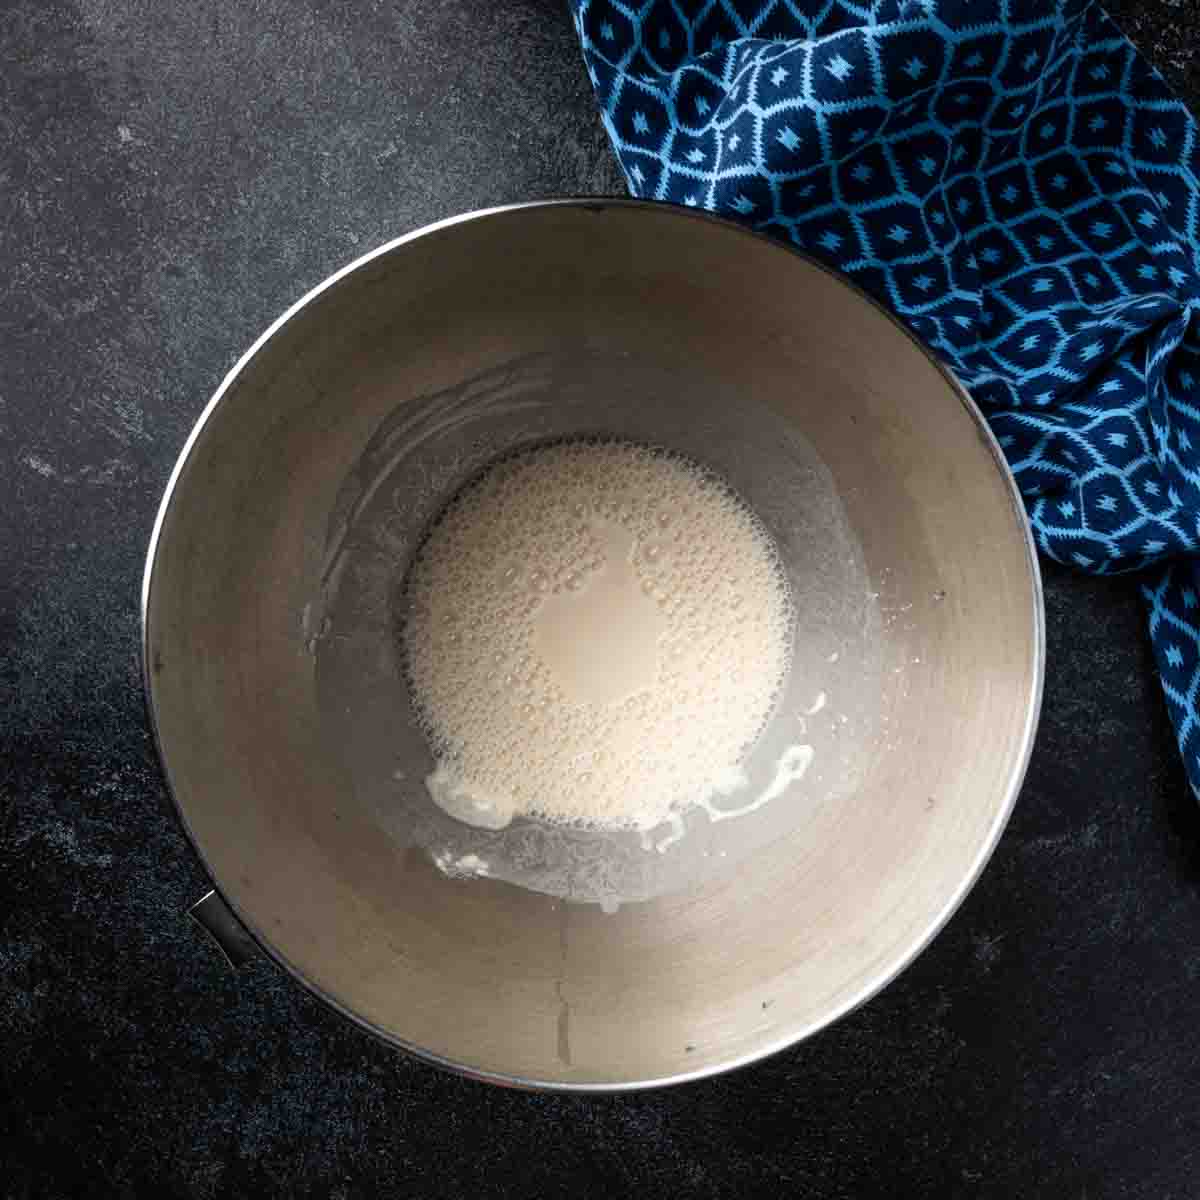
[142,199,1043,1089]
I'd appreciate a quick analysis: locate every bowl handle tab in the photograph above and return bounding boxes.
[189,890,259,970]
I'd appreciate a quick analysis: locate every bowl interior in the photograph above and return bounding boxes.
[144,202,1041,1088]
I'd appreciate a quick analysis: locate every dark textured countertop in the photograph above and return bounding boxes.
[4,2,1200,1196]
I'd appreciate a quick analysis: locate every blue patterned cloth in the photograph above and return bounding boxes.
[570,0,1200,797]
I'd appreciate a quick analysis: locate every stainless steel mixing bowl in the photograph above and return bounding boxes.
[142,199,1043,1090]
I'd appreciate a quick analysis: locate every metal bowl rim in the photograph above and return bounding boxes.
[141,197,1046,1092]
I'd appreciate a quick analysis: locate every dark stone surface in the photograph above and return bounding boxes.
[3,1,1200,1196]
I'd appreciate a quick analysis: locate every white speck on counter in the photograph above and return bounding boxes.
[23,454,56,478]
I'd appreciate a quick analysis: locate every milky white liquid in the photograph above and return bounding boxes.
[402,440,795,832]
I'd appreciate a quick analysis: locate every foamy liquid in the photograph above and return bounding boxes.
[402,440,794,832]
